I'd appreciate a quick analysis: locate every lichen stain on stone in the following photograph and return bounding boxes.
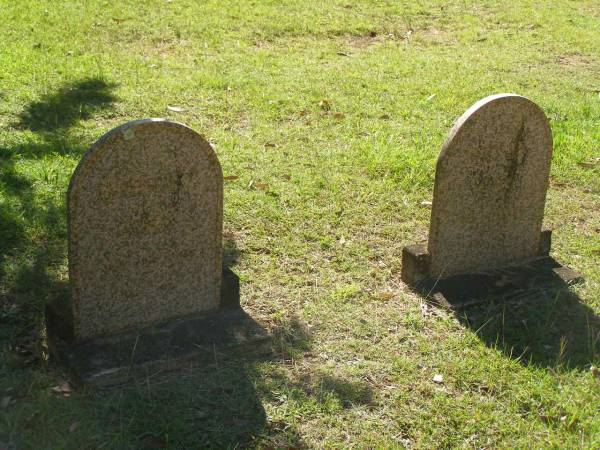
[122,127,135,141]
[504,118,528,202]
[171,172,183,208]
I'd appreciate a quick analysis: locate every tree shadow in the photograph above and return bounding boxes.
[0,159,68,347]
[1,77,117,347]
[16,78,117,132]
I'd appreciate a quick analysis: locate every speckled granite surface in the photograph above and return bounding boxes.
[428,94,552,277]
[68,119,223,340]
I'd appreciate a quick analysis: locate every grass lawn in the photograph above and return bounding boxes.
[1,0,599,448]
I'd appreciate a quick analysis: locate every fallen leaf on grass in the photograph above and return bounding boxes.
[248,180,269,191]
[167,106,185,113]
[223,175,239,181]
[432,374,444,383]
[420,200,432,207]
[318,99,332,111]
[577,161,597,169]
[333,112,345,119]
[282,174,291,180]
[264,142,277,148]
[375,292,394,301]
[50,380,73,395]
[140,434,166,449]
[69,422,79,433]
[426,94,436,101]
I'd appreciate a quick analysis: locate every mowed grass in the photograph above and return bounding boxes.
[1,0,599,448]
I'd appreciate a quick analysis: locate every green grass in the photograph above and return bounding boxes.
[1,0,599,448]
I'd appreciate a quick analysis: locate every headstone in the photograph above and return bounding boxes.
[429,94,552,277]
[68,119,223,339]
[401,94,583,304]
[47,119,269,386]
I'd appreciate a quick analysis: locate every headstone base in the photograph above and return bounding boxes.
[47,269,271,388]
[401,231,583,310]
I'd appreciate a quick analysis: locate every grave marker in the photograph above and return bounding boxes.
[47,119,269,385]
[68,119,223,338]
[402,94,582,306]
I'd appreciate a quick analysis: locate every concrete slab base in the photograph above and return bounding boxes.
[46,269,270,388]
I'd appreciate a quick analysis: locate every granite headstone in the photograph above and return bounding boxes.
[429,94,552,277]
[47,119,269,386]
[401,94,582,303]
[68,119,223,339]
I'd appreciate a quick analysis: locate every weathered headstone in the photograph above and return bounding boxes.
[47,119,269,385]
[402,94,582,305]
[69,119,223,339]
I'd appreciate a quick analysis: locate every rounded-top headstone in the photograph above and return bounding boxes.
[68,119,223,340]
[428,94,553,277]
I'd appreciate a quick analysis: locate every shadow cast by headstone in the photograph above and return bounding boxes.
[451,284,599,370]
[44,235,312,447]
[97,356,271,448]
[221,237,242,310]
[223,236,242,269]
[294,374,374,409]
[412,256,598,369]
[78,315,314,449]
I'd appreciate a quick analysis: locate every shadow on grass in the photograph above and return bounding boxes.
[84,316,314,449]
[16,78,117,132]
[1,77,117,346]
[454,287,599,370]
[2,79,320,449]
[419,258,599,370]
[3,314,314,449]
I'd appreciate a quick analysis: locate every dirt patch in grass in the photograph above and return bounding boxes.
[346,31,385,49]
[555,52,596,66]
